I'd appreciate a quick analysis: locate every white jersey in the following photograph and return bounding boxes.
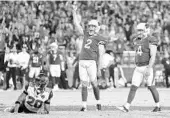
[24,84,52,113]
[17,51,30,69]
[100,53,114,68]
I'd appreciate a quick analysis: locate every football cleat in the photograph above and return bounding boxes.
[80,107,87,112]
[152,107,161,112]
[116,106,129,112]
[13,87,17,90]
[96,104,101,111]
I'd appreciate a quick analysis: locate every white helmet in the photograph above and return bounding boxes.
[136,23,147,31]
[88,19,100,35]
[88,20,99,27]
[50,42,58,49]
[136,23,149,36]
[50,42,58,53]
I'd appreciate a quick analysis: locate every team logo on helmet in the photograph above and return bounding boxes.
[136,23,149,38]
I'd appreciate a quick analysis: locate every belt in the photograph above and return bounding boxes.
[136,62,149,67]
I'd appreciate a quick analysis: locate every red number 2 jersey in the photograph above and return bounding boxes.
[79,31,106,62]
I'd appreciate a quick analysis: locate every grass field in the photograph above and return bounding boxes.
[0,88,170,118]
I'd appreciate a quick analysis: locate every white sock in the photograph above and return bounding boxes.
[82,102,87,108]
[97,100,101,105]
[124,103,130,109]
[156,102,160,107]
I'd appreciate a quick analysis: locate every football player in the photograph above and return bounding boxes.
[72,3,106,111]
[117,23,161,112]
[28,48,43,82]
[4,72,53,114]
[46,42,64,90]
[5,47,18,90]
[17,44,30,89]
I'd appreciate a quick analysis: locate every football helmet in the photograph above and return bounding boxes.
[87,19,100,36]
[136,23,148,38]
[34,73,49,93]
[49,42,58,54]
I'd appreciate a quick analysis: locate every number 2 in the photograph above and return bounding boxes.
[137,46,143,56]
[84,39,92,49]
[27,96,43,108]
[33,57,39,63]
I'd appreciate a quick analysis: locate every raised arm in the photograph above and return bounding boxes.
[72,4,84,35]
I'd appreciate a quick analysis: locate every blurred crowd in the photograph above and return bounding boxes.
[0,1,170,90]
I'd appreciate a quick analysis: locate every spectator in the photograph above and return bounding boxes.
[72,54,80,89]
[0,30,6,88]
[47,43,64,90]
[0,29,6,77]
[161,51,170,88]
[1,1,170,89]
[4,47,18,90]
[65,51,76,89]
[100,50,115,88]
[17,44,30,89]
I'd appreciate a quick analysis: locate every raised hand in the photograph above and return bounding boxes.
[72,3,78,12]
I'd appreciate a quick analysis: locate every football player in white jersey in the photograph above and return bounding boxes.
[4,72,53,114]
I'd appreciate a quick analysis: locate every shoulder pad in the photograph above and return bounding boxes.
[98,34,108,45]
[148,36,159,46]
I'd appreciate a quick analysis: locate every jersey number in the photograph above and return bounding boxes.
[27,96,43,108]
[84,39,92,49]
[137,46,143,56]
[33,57,39,63]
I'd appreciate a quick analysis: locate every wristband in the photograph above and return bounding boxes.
[44,101,50,104]
[15,101,21,105]
[23,90,28,95]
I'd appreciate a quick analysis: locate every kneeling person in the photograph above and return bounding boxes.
[5,74,53,114]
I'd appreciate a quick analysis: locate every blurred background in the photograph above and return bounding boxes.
[0,1,170,90]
